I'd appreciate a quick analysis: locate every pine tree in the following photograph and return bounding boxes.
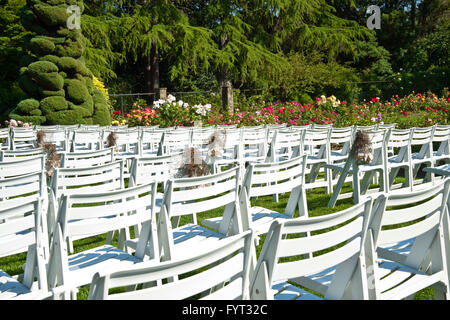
[11,0,111,125]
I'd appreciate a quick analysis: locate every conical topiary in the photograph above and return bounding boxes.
[11,0,111,126]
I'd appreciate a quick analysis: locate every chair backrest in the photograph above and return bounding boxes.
[354,124,377,132]
[0,128,10,151]
[240,155,307,221]
[0,148,45,161]
[71,130,102,151]
[88,230,254,300]
[158,167,242,259]
[361,129,390,166]
[0,155,46,179]
[377,123,397,130]
[365,178,450,298]
[432,125,450,156]
[50,160,125,204]
[59,147,115,168]
[38,128,69,152]
[0,196,48,292]
[160,130,191,155]
[329,126,353,158]
[386,128,412,149]
[268,128,304,162]
[303,128,330,157]
[411,126,434,146]
[250,196,374,300]
[112,130,140,155]
[0,171,47,203]
[10,127,37,150]
[139,128,164,156]
[369,178,450,250]
[190,127,217,157]
[129,153,181,187]
[54,182,158,259]
[410,126,434,159]
[78,124,100,130]
[385,128,412,162]
[241,127,268,163]
[266,124,287,144]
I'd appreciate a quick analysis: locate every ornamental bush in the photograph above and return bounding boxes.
[12,0,111,126]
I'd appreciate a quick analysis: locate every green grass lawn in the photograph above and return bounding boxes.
[0,178,435,300]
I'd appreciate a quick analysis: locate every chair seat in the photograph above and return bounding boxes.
[169,224,228,260]
[326,162,384,173]
[66,245,142,288]
[202,206,292,236]
[0,270,32,299]
[330,152,348,162]
[376,258,444,300]
[433,151,450,161]
[271,282,323,300]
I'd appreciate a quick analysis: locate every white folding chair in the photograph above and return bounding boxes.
[0,155,46,179]
[70,130,102,152]
[139,127,165,157]
[327,126,354,191]
[410,126,435,184]
[266,128,304,163]
[157,167,244,262]
[47,182,159,299]
[59,147,115,168]
[48,160,125,253]
[327,129,390,207]
[210,128,242,173]
[364,178,450,299]
[431,125,450,168]
[88,230,255,300]
[37,128,69,152]
[385,128,414,191]
[129,153,181,188]
[249,196,375,300]
[241,127,268,166]
[202,156,308,238]
[0,196,51,299]
[0,148,45,162]
[159,130,192,155]
[0,128,10,151]
[303,127,332,192]
[10,127,37,150]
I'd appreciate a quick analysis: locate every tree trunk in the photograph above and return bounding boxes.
[145,45,160,103]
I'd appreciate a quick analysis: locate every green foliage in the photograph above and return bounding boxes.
[30,36,56,55]
[40,95,68,114]
[10,0,111,126]
[17,98,40,113]
[65,78,89,104]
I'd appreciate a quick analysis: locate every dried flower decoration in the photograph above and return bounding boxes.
[206,130,226,164]
[36,130,46,147]
[106,132,119,152]
[36,130,60,176]
[43,143,60,177]
[350,130,373,165]
[183,147,210,178]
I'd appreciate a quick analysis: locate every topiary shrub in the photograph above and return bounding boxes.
[65,79,89,104]
[30,37,56,56]
[40,95,68,114]
[13,0,111,126]
[17,98,40,113]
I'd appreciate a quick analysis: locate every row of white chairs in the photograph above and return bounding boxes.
[2,123,449,188]
[2,154,450,300]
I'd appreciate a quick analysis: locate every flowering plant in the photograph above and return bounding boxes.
[3,119,33,128]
